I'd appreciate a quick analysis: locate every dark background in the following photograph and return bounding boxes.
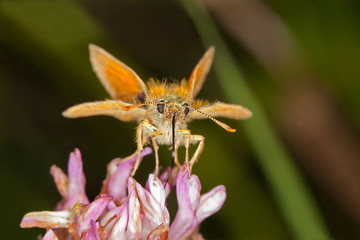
[1,0,360,239]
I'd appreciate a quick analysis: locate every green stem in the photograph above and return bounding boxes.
[181,0,331,239]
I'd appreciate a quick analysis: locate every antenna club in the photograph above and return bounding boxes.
[228,128,236,133]
[122,106,131,111]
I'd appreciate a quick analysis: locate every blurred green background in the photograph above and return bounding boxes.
[2,0,360,239]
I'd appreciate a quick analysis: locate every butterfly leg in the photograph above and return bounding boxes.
[151,131,163,176]
[174,146,181,168]
[132,120,159,177]
[178,129,192,170]
[189,134,205,173]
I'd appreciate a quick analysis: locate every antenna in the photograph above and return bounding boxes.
[122,102,157,111]
[188,105,236,132]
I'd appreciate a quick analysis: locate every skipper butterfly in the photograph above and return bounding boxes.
[63,44,252,176]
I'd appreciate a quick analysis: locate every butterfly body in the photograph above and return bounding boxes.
[141,79,189,144]
[63,44,252,176]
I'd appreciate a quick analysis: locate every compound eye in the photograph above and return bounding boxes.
[183,103,190,115]
[157,101,165,114]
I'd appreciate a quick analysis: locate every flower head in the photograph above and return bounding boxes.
[20,148,226,239]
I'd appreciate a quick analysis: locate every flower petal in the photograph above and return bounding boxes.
[21,147,227,240]
[99,204,124,227]
[126,178,142,239]
[107,202,129,240]
[135,177,168,235]
[169,165,201,240]
[147,223,168,240]
[58,149,89,210]
[196,185,226,223]
[108,147,153,176]
[82,220,100,240]
[50,165,69,199]
[77,195,113,235]
[148,174,166,208]
[100,203,126,239]
[107,159,133,201]
[67,149,88,200]
[42,229,58,240]
[147,167,175,198]
[20,210,70,228]
[103,147,153,200]
[139,174,170,237]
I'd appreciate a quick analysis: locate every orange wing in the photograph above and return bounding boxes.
[62,100,145,122]
[89,44,147,103]
[188,46,215,99]
[189,102,252,120]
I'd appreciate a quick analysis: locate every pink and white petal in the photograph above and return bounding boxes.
[101,157,125,197]
[163,208,170,228]
[81,220,100,240]
[106,157,122,178]
[111,147,152,173]
[138,178,169,240]
[141,216,169,240]
[146,168,172,198]
[177,165,201,211]
[63,194,89,210]
[126,178,142,239]
[107,202,129,240]
[107,200,117,210]
[169,204,198,240]
[149,175,170,226]
[147,172,171,223]
[42,229,58,240]
[107,159,135,201]
[169,165,201,240]
[196,185,226,223]
[20,210,70,228]
[148,174,166,209]
[141,216,156,239]
[77,195,113,235]
[163,182,171,199]
[50,165,69,199]
[67,149,88,203]
[105,147,153,199]
[100,204,124,227]
[100,203,126,239]
[146,223,168,240]
[188,176,201,210]
[136,180,167,227]
[106,147,152,177]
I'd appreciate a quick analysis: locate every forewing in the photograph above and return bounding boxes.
[89,44,147,103]
[188,46,215,98]
[63,100,145,122]
[189,102,252,120]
